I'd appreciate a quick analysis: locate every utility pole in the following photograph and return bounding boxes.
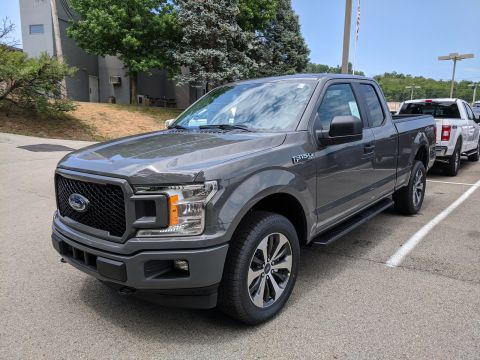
[438,53,474,98]
[341,0,353,74]
[405,85,421,100]
[469,83,478,104]
[50,0,67,98]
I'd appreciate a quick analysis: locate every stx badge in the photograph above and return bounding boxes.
[292,153,314,164]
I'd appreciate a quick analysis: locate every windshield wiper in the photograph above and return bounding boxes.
[199,124,254,132]
[168,124,188,130]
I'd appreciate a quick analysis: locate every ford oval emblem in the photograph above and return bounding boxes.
[68,193,90,213]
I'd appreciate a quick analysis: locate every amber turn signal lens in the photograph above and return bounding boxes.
[168,195,179,226]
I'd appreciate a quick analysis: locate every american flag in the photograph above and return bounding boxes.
[356,0,361,40]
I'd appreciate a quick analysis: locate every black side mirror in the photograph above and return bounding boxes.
[316,115,363,145]
[475,114,480,123]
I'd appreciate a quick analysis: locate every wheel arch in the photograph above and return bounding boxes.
[414,144,429,168]
[219,170,314,246]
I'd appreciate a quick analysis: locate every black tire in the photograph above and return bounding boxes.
[393,160,426,215]
[468,142,480,161]
[218,211,300,325]
[445,143,461,176]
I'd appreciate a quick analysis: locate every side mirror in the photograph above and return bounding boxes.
[316,115,363,145]
[164,119,175,129]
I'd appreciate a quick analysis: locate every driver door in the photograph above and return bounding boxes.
[314,82,376,230]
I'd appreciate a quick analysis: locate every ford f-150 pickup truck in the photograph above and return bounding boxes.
[52,74,436,324]
[398,98,480,176]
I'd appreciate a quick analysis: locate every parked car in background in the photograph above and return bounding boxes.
[52,74,436,324]
[398,98,480,176]
[472,101,480,118]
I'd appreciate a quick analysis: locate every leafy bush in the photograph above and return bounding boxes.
[0,47,76,115]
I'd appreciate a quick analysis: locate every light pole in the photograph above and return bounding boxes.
[341,0,353,74]
[438,53,475,98]
[405,85,421,100]
[469,83,478,104]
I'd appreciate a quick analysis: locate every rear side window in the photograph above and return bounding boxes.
[399,102,461,119]
[316,84,361,131]
[359,84,384,127]
[464,103,475,120]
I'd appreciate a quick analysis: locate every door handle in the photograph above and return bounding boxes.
[364,144,375,154]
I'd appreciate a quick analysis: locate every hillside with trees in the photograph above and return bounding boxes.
[374,72,477,103]
[306,63,477,103]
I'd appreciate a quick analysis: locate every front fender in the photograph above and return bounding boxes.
[216,169,316,241]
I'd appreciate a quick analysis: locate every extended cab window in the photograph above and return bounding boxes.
[316,84,361,131]
[464,103,475,120]
[359,84,384,127]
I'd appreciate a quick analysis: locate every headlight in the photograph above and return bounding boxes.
[134,181,218,237]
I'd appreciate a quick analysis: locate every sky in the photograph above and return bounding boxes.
[2,0,479,81]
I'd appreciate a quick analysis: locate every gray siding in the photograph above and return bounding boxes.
[59,20,98,101]
[19,0,54,57]
[98,56,130,104]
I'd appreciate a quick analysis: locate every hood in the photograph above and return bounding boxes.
[58,129,286,184]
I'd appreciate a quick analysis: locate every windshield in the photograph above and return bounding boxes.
[399,102,461,119]
[173,80,317,131]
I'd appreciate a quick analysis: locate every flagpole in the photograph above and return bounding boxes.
[353,0,360,75]
[353,35,357,75]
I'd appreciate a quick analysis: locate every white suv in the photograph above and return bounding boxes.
[398,98,480,176]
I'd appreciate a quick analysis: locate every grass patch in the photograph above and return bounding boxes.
[111,104,182,123]
[0,102,185,141]
[0,110,103,141]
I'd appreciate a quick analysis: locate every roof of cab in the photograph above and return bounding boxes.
[235,73,372,84]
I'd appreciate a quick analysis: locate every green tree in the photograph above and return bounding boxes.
[237,0,279,32]
[373,72,463,102]
[306,62,365,76]
[173,0,253,88]
[254,0,309,77]
[0,19,75,114]
[67,0,179,104]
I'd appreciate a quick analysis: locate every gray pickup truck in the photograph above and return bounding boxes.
[52,74,435,324]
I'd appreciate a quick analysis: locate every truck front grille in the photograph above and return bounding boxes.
[56,175,126,237]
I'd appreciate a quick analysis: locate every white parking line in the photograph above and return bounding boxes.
[386,179,480,268]
[426,179,478,186]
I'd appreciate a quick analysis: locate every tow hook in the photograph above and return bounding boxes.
[60,258,66,263]
[118,286,136,296]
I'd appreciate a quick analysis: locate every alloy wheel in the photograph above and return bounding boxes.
[454,150,460,171]
[247,233,292,308]
[412,168,424,208]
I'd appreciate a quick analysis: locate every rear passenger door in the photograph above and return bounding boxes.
[463,102,479,150]
[355,82,398,199]
[313,82,376,229]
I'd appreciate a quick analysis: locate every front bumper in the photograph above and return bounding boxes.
[52,223,229,309]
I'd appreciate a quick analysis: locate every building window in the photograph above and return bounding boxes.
[29,24,44,34]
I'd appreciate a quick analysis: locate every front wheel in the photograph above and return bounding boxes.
[393,160,426,215]
[218,211,300,325]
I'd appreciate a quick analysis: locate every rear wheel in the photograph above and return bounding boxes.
[445,143,461,176]
[218,211,299,325]
[393,160,426,215]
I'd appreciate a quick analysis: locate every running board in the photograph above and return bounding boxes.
[311,198,394,246]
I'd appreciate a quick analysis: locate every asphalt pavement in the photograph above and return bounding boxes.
[1,132,479,359]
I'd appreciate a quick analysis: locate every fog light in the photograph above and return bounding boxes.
[173,259,189,272]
